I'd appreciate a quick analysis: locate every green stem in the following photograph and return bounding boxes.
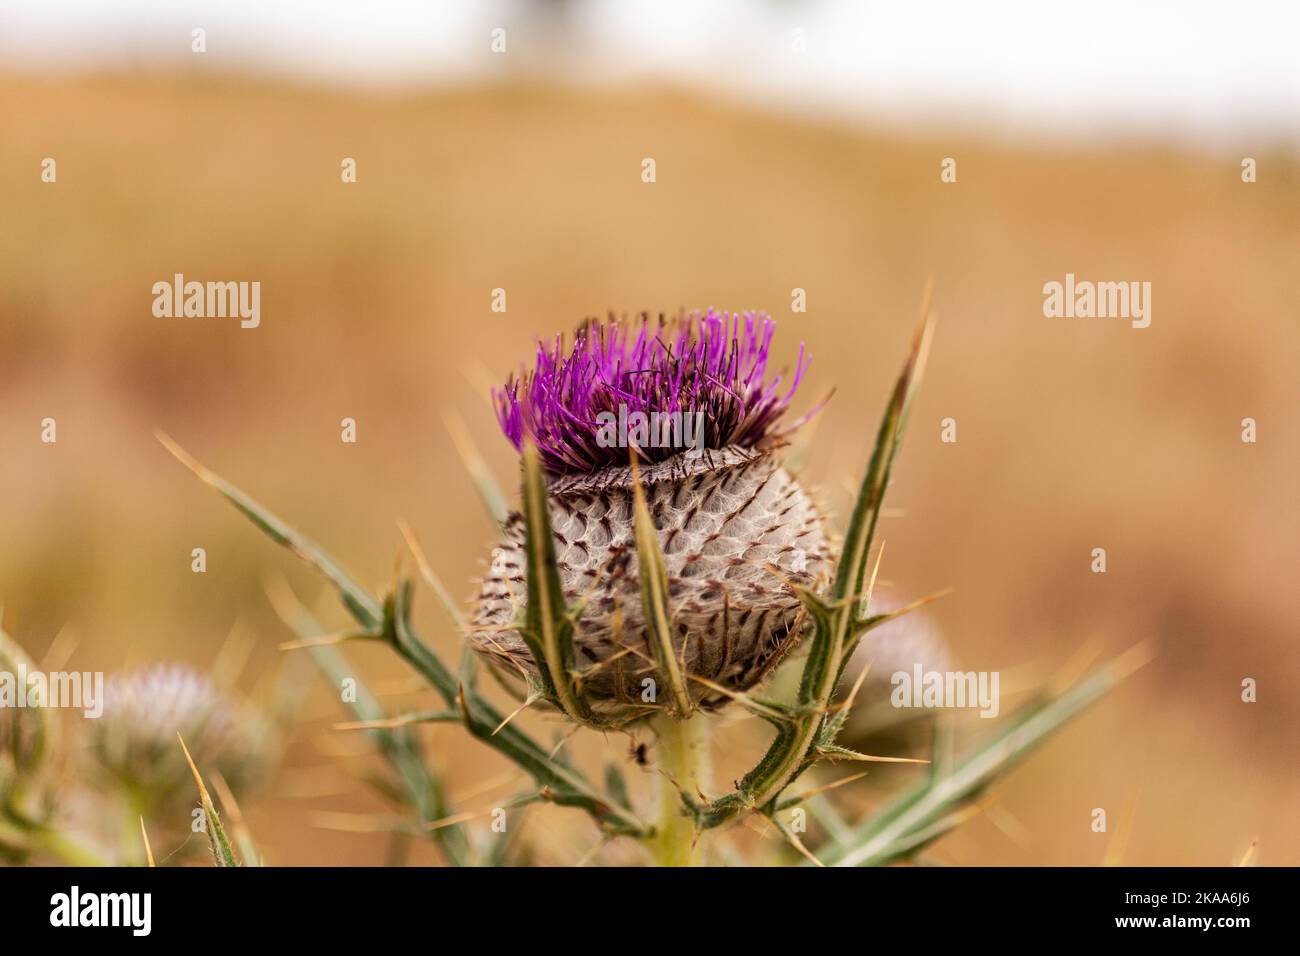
[649,713,710,866]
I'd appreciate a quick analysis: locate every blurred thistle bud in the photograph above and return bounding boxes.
[0,628,54,807]
[88,663,269,818]
[472,311,831,723]
[837,591,954,751]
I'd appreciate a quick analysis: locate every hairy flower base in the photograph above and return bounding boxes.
[471,445,831,721]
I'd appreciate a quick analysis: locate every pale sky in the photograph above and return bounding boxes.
[2,0,1296,146]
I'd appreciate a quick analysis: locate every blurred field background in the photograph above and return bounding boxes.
[1,4,1298,866]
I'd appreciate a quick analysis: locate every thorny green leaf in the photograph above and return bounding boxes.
[821,644,1152,867]
[272,591,471,866]
[520,442,592,723]
[166,435,651,839]
[695,309,934,830]
[629,454,692,718]
[178,734,239,868]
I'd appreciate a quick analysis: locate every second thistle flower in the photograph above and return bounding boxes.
[88,663,269,821]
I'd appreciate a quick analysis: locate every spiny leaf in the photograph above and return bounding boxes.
[833,292,934,606]
[178,733,239,868]
[397,517,482,695]
[697,302,934,829]
[384,584,651,837]
[814,744,929,765]
[851,586,953,649]
[822,642,1154,867]
[769,812,825,867]
[684,672,794,724]
[175,437,650,839]
[210,770,263,867]
[398,519,467,632]
[519,442,591,722]
[278,630,381,650]
[774,771,869,812]
[490,693,540,737]
[629,453,691,717]
[334,710,461,731]
[264,576,472,866]
[816,708,851,748]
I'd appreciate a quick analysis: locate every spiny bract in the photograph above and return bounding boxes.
[472,310,830,722]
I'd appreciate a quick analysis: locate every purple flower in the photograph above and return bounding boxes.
[493,310,815,474]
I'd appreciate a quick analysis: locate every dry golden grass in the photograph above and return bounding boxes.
[1,70,1296,865]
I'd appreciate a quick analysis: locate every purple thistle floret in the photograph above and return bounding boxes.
[493,310,814,474]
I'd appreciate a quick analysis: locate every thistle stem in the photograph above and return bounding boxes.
[649,712,710,866]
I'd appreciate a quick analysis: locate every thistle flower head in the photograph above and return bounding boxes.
[473,312,830,723]
[493,310,812,474]
[89,663,268,817]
